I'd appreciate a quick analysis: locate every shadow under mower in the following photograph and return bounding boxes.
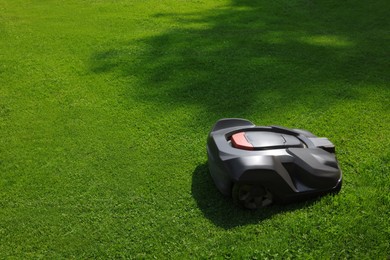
[207,118,342,210]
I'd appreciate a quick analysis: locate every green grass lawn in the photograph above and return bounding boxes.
[1,0,389,258]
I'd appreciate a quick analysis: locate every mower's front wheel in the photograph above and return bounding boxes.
[232,183,273,210]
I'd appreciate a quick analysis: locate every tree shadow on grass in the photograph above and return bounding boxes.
[191,163,318,229]
[87,0,389,228]
[90,0,388,122]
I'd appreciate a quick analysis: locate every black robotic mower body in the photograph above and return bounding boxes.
[207,118,342,209]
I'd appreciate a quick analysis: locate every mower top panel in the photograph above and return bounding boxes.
[231,131,304,150]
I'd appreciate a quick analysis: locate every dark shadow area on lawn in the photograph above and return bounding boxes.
[87,0,389,228]
[90,0,388,121]
[191,163,317,229]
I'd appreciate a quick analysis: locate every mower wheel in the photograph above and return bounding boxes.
[232,183,273,209]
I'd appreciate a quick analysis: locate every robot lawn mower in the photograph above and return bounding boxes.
[207,118,342,209]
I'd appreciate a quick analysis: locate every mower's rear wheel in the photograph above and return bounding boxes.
[232,183,273,210]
